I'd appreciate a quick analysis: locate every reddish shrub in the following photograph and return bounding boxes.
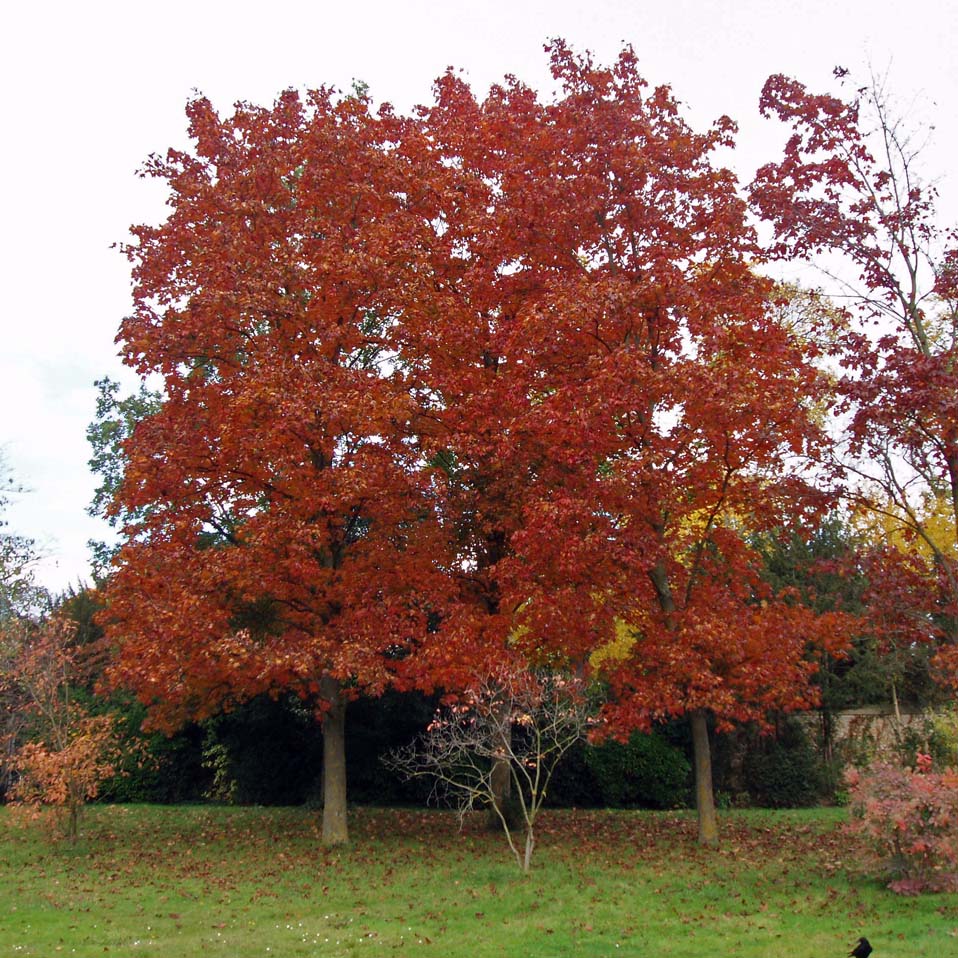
[846,752,958,894]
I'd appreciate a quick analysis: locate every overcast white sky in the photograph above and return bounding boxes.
[2,0,956,594]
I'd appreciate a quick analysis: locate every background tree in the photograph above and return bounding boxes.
[758,516,942,773]
[0,455,50,796]
[751,68,958,684]
[86,377,163,580]
[0,453,48,623]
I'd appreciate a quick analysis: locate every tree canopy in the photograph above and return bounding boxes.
[99,43,958,846]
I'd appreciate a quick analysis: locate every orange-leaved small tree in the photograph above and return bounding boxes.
[3,616,119,840]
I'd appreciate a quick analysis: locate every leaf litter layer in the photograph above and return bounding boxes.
[1,805,954,957]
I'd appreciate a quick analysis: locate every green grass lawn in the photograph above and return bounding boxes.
[1,804,955,957]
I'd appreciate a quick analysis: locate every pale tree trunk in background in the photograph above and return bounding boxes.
[320,675,348,846]
[690,708,718,847]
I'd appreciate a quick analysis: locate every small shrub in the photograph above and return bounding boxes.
[929,706,958,767]
[9,714,119,840]
[846,752,958,894]
[387,669,590,872]
[890,717,938,768]
[4,616,121,840]
[818,754,850,806]
[584,730,690,809]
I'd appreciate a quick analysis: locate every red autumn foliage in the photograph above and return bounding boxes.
[107,90,448,725]
[752,70,958,681]
[856,544,941,654]
[102,43,848,847]
[103,87,458,844]
[403,43,845,724]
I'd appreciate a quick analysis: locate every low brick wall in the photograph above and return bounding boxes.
[796,706,931,766]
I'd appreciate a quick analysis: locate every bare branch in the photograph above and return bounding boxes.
[385,668,592,872]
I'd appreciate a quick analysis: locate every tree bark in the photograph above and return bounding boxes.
[649,559,720,847]
[67,799,79,843]
[487,704,515,831]
[320,676,349,846]
[690,708,718,847]
[891,679,902,727]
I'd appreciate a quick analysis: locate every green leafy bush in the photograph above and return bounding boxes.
[584,730,690,808]
[926,706,958,768]
[542,741,600,807]
[88,693,209,804]
[202,696,323,805]
[743,719,823,808]
[348,690,438,806]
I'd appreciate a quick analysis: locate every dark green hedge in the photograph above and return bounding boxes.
[582,730,691,809]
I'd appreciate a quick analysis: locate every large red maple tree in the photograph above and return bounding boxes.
[401,43,846,845]
[509,45,845,845]
[104,89,450,845]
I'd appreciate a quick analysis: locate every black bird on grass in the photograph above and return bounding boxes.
[849,938,872,958]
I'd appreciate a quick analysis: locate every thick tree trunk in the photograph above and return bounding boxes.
[487,706,515,831]
[320,676,348,846]
[488,757,513,828]
[690,708,718,847]
[649,559,720,847]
